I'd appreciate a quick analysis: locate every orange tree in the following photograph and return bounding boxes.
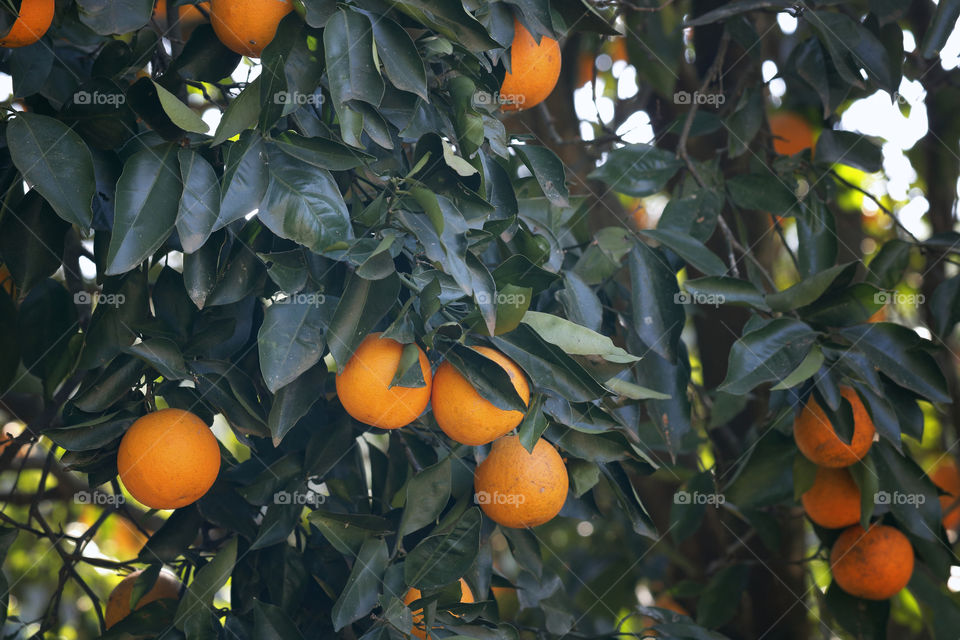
[0,0,959,638]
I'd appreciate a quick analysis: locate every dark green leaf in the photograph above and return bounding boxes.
[765,263,855,312]
[641,229,727,276]
[815,130,883,173]
[514,145,569,207]
[628,242,684,362]
[176,149,220,254]
[588,143,683,197]
[332,538,389,630]
[77,0,152,35]
[682,276,769,309]
[719,318,817,394]
[920,0,960,58]
[726,173,797,215]
[324,7,385,114]
[327,271,400,371]
[404,508,481,590]
[258,296,334,392]
[370,15,428,100]
[399,458,451,537]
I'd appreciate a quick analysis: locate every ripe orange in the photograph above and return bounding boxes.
[793,387,876,468]
[431,346,529,446]
[209,0,292,57]
[931,459,960,531]
[153,0,209,39]
[0,0,54,48]
[105,569,182,628]
[769,111,814,156]
[801,466,861,528]
[474,436,567,528]
[830,524,914,600]
[867,306,887,323]
[0,264,14,298]
[499,18,561,111]
[403,578,474,639]
[335,333,432,430]
[117,409,221,509]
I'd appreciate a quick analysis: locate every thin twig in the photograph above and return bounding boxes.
[828,169,921,244]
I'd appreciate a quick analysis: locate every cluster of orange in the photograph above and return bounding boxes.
[795,387,913,600]
[338,333,567,638]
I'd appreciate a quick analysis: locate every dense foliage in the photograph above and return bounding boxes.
[0,0,959,638]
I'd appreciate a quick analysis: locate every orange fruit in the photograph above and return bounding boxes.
[642,593,689,635]
[403,578,474,639]
[0,264,14,298]
[0,0,54,48]
[105,569,182,628]
[474,436,567,528]
[931,459,960,531]
[431,346,529,446]
[830,524,914,600]
[335,333,432,430]
[153,0,209,39]
[117,409,221,510]
[769,111,814,156]
[499,18,561,111]
[793,387,876,468]
[209,0,292,57]
[867,306,887,323]
[801,466,861,528]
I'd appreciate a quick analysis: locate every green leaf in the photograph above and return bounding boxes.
[682,277,769,309]
[839,324,950,404]
[7,113,96,228]
[440,342,528,412]
[669,471,715,543]
[824,582,889,639]
[398,458,451,537]
[369,15,428,100]
[0,191,70,295]
[517,394,548,453]
[719,318,818,394]
[324,7,385,114]
[849,455,878,529]
[332,538,389,630]
[815,130,883,173]
[272,132,375,171]
[514,145,569,207]
[258,148,353,252]
[605,377,670,400]
[931,275,960,338]
[152,80,209,133]
[106,144,181,275]
[765,263,855,312]
[865,239,911,290]
[327,271,400,371]
[641,229,728,276]
[492,323,608,403]
[588,143,683,197]
[258,297,334,393]
[628,242,684,363]
[77,0,152,35]
[176,149,220,254]
[805,10,866,88]
[726,173,797,215]
[771,345,824,390]
[174,537,237,630]
[391,0,499,51]
[212,78,261,146]
[253,600,303,639]
[521,311,640,364]
[126,338,190,380]
[217,134,268,230]
[267,363,324,443]
[873,441,941,541]
[404,508,481,590]
[920,0,960,58]
[726,87,764,158]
